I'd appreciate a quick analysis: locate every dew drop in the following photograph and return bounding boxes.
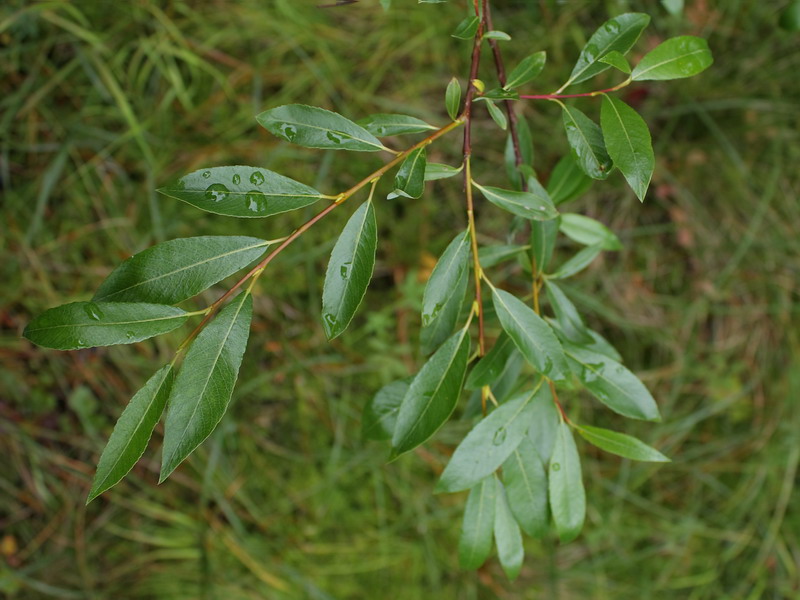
[126,330,136,340]
[245,191,267,213]
[250,171,266,186]
[340,261,352,279]
[323,313,338,329]
[232,173,241,185]
[584,43,599,61]
[492,428,507,446]
[279,124,297,141]
[326,130,344,144]
[205,183,229,203]
[202,170,211,179]
[83,303,103,321]
[551,462,561,471]
[605,21,620,34]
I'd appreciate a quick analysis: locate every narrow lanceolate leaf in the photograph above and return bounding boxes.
[527,384,559,462]
[357,113,436,137]
[547,154,592,205]
[504,51,546,89]
[24,302,188,350]
[566,13,651,86]
[549,244,603,279]
[362,378,410,441]
[393,147,427,199]
[599,50,631,74]
[576,425,670,462]
[632,36,713,81]
[459,476,496,569]
[465,333,515,390]
[421,231,470,353]
[564,343,660,421]
[494,480,524,580]
[452,15,480,40]
[549,422,586,543]
[544,280,592,344]
[94,236,269,304]
[549,319,623,362]
[483,100,507,130]
[160,293,252,481]
[505,117,533,187]
[158,166,325,218]
[492,288,568,382]
[445,77,462,121]
[484,30,511,41]
[478,244,529,268]
[424,162,463,181]
[530,217,559,275]
[391,327,470,457]
[87,365,174,503]
[436,387,540,493]
[562,105,612,180]
[474,183,558,221]
[257,104,385,151]
[503,437,548,538]
[321,201,377,340]
[601,96,654,202]
[559,213,622,250]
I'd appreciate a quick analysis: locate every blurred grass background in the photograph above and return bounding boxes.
[1,0,799,598]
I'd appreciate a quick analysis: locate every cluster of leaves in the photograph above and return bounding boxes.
[23,5,711,579]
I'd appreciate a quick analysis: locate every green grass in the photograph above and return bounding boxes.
[1,0,798,598]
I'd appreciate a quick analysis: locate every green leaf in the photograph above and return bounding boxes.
[549,244,602,279]
[391,327,470,457]
[599,50,631,74]
[94,236,269,304]
[23,302,188,350]
[530,217,559,275]
[527,384,559,462]
[566,13,650,86]
[482,88,520,101]
[564,343,660,421]
[158,166,325,218]
[484,30,511,41]
[504,117,533,187]
[458,476,496,569]
[445,77,462,121]
[544,280,592,344]
[576,425,670,462]
[491,287,568,382]
[420,268,468,355]
[474,183,558,221]
[452,16,480,40]
[504,51,546,89]
[436,387,540,493]
[424,162,463,181]
[600,95,654,202]
[494,480,524,580]
[357,113,436,136]
[393,147,427,199]
[780,1,800,31]
[256,104,385,152]
[503,437,548,538]
[661,0,684,16]
[465,333,515,390]
[547,154,592,205]
[87,365,174,503]
[321,200,377,340]
[549,422,585,543]
[362,378,410,441]
[421,230,470,339]
[549,319,623,362]
[632,36,713,81]
[559,213,622,250]
[483,99,507,130]
[160,292,253,481]
[562,104,613,180]
[478,244,528,269]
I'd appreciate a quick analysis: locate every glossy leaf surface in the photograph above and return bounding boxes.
[424,162,463,181]
[445,77,462,121]
[492,288,568,381]
[484,100,507,130]
[599,50,631,74]
[567,13,650,86]
[94,236,269,304]
[559,213,621,250]
[158,166,324,218]
[24,302,188,350]
[527,384,559,463]
[478,244,528,268]
[503,437,548,538]
[321,201,377,339]
[436,387,540,493]
[458,476,496,569]
[549,422,586,543]
[494,480,524,580]
[601,95,654,201]
[391,328,469,457]
[562,104,612,180]
[504,51,546,89]
[549,244,602,279]
[547,155,592,205]
[362,379,410,441]
[465,333,515,390]
[530,218,559,275]
[87,365,174,503]
[452,16,480,39]
[256,104,384,151]
[393,147,427,199]
[632,36,712,81]
[545,280,592,344]
[474,183,558,221]
[577,425,670,462]
[160,293,252,480]
[358,113,436,136]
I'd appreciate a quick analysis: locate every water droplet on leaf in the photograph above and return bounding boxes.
[250,171,266,186]
[202,170,211,179]
[326,130,344,144]
[83,303,103,321]
[493,428,507,446]
[279,124,297,141]
[232,173,241,185]
[552,462,561,471]
[246,192,267,213]
[340,261,352,279]
[204,183,229,203]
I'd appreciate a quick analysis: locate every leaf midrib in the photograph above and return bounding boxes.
[634,48,707,79]
[265,115,383,150]
[26,311,186,333]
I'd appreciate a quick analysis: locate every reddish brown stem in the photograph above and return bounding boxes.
[520,85,624,100]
